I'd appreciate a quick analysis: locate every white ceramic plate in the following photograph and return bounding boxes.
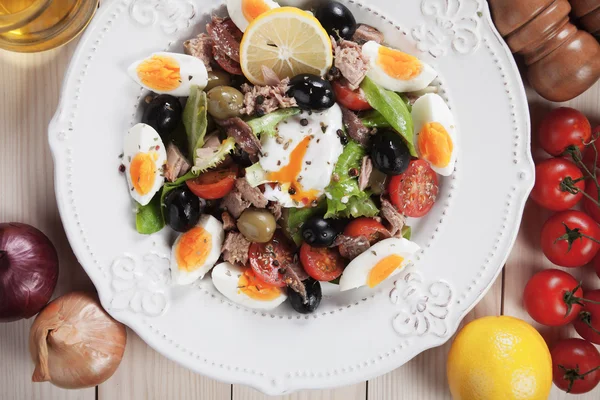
[49,0,534,394]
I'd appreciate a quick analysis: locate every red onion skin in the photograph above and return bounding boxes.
[0,223,59,322]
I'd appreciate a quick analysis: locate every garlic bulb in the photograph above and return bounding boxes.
[29,291,127,389]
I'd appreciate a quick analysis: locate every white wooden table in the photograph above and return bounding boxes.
[1,40,599,400]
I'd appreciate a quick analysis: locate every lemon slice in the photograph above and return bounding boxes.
[240,7,333,85]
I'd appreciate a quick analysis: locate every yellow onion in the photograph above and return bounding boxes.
[29,291,127,389]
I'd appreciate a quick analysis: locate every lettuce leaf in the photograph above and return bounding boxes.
[191,137,236,174]
[360,77,416,156]
[284,200,327,246]
[247,108,301,137]
[135,192,164,234]
[183,86,208,160]
[324,141,379,219]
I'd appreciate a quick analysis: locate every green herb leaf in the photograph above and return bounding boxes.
[284,200,327,246]
[324,141,379,219]
[360,110,391,129]
[360,77,416,156]
[402,225,412,240]
[183,86,208,160]
[136,193,165,234]
[247,108,301,137]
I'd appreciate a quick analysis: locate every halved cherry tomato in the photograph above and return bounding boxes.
[573,289,600,345]
[389,159,438,218]
[186,168,237,200]
[540,210,600,268]
[530,158,584,211]
[551,338,600,394]
[300,243,345,281]
[344,218,389,244]
[248,233,295,287]
[332,81,372,111]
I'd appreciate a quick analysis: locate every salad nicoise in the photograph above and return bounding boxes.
[121,0,457,313]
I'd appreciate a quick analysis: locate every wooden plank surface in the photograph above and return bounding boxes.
[1,37,600,400]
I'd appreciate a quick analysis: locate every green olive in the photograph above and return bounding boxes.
[206,86,244,120]
[368,168,388,195]
[205,70,232,92]
[237,209,276,243]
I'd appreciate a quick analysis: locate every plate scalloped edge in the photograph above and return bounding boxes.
[48,0,534,395]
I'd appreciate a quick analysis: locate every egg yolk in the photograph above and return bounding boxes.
[268,136,320,205]
[130,151,159,195]
[238,268,282,301]
[136,55,181,92]
[377,46,423,80]
[175,227,212,272]
[242,0,271,23]
[417,122,453,168]
[367,254,405,288]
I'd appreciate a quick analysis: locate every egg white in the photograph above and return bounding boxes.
[362,41,437,93]
[123,123,167,206]
[412,93,457,176]
[258,105,344,208]
[339,238,420,292]
[127,52,208,97]
[212,262,287,309]
[227,0,280,32]
[171,215,224,285]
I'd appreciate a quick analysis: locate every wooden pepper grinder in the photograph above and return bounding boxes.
[489,0,600,102]
[570,0,600,38]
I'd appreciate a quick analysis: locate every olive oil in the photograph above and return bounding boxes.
[0,0,98,52]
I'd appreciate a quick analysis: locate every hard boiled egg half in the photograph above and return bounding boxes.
[123,123,167,206]
[212,262,287,310]
[412,93,457,176]
[227,0,280,32]
[128,52,208,97]
[362,41,437,93]
[339,238,420,291]
[171,215,224,285]
[259,106,344,208]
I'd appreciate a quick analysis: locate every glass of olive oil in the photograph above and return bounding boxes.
[0,0,98,52]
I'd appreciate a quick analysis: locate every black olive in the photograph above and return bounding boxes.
[142,95,182,141]
[231,147,253,168]
[302,216,339,247]
[287,74,336,111]
[288,278,322,314]
[371,129,411,175]
[163,187,203,232]
[314,1,357,40]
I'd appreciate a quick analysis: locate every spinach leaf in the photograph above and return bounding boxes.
[361,77,416,156]
[136,193,164,234]
[183,86,208,160]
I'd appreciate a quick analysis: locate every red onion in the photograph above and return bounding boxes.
[0,223,59,322]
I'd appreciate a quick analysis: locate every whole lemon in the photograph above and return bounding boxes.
[447,316,552,400]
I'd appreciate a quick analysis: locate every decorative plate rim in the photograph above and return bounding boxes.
[49,0,534,394]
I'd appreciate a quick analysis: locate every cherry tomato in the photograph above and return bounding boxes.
[539,107,591,156]
[523,269,584,326]
[573,289,600,344]
[300,243,345,281]
[540,210,600,268]
[595,252,600,279]
[389,160,439,218]
[186,168,237,200]
[530,158,584,211]
[551,338,600,394]
[248,233,295,287]
[344,218,389,244]
[332,81,372,111]
[583,177,600,224]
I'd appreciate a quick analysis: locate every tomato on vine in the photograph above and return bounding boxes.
[530,158,585,211]
[540,210,600,268]
[551,338,600,394]
[573,289,600,345]
[539,107,591,156]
